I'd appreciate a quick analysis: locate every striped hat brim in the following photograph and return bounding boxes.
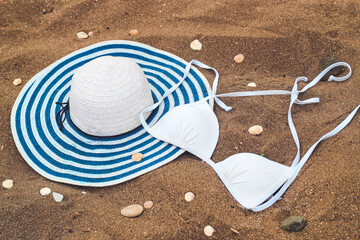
[11,40,213,187]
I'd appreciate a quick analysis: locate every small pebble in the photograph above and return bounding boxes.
[77,31,88,39]
[129,29,139,36]
[319,56,345,81]
[82,191,87,194]
[121,204,144,218]
[234,54,244,63]
[144,201,153,209]
[185,192,195,202]
[88,31,93,37]
[327,30,339,38]
[204,225,214,237]
[190,39,202,50]
[40,187,51,196]
[132,153,143,162]
[53,192,64,202]
[248,125,263,135]
[247,82,256,87]
[73,211,82,219]
[2,179,14,189]
[13,78,22,86]
[42,7,53,14]
[281,216,306,232]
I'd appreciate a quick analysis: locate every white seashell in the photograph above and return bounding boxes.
[132,153,143,162]
[204,225,214,237]
[129,29,139,36]
[248,125,263,135]
[121,204,144,218]
[77,31,88,39]
[53,192,64,202]
[13,78,22,86]
[2,179,14,189]
[190,39,202,50]
[40,187,51,196]
[184,192,195,202]
[234,54,244,63]
[144,201,153,209]
[247,82,256,87]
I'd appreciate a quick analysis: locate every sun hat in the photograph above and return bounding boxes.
[69,55,154,136]
[11,40,213,187]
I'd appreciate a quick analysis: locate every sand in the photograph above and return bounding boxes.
[1,0,360,239]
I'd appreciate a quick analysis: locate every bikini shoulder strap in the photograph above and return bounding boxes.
[252,62,357,212]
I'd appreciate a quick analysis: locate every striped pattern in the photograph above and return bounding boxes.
[11,40,212,186]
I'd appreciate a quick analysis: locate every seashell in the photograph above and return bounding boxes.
[2,179,13,189]
[88,31,93,37]
[248,125,263,135]
[247,82,256,87]
[144,201,153,209]
[53,192,64,202]
[184,192,195,202]
[234,54,244,63]
[121,204,144,218]
[13,78,22,86]
[190,39,202,50]
[40,187,51,196]
[204,225,214,237]
[77,31,88,39]
[129,29,139,36]
[132,152,143,162]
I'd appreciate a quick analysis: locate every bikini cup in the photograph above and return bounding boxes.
[140,60,359,211]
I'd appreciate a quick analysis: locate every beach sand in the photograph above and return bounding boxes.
[1,0,360,239]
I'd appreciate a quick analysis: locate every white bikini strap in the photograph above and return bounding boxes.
[252,104,360,212]
[251,62,354,212]
[140,59,294,131]
[189,60,232,111]
[299,62,352,93]
[203,62,351,104]
[140,59,231,131]
[290,62,352,167]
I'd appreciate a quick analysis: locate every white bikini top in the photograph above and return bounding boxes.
[140,60,359,212]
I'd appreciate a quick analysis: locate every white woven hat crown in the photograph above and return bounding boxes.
[69,56,154,136]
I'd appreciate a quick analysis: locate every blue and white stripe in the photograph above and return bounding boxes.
[11,40,212,186]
